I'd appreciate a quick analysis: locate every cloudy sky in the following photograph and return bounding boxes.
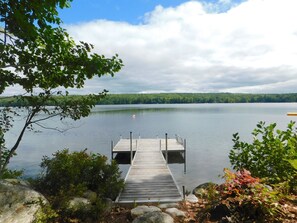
[9,0,297,94]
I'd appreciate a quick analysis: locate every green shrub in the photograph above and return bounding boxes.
[229,121,297,187]
[0,168,23,179]
[33,149,124,221]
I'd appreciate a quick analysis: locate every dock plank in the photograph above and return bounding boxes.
[112,138,184,152]
[116,138,183,204]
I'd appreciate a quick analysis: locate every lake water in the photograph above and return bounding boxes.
[6,103,297,191]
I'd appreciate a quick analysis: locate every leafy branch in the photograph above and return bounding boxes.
[0,0,123,177]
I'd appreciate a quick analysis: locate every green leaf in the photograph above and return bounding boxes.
[286,159,297,170]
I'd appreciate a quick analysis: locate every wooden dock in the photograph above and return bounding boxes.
[114,136,185,204]
[287,112,297,116]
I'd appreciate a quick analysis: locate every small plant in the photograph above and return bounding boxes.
[229,121,297,188]
[285,159,297,193]
[198,169,284,222]
[33,198,58,223]
[206,183,219,201]
[0,168,23,179]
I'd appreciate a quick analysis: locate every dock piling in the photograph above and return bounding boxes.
[159,139,161,151]
[184,139,187,174]
[111,140,114,160]
[130,131,133,164]
[165,133,168,164]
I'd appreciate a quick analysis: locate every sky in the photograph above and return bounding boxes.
[7,0,297,94]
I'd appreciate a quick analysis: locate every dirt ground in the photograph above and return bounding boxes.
[102,196,297,223]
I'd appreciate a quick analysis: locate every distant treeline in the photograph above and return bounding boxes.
[1,93,297,107]
[98,93,297,104]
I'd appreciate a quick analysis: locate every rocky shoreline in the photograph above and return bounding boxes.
[108,196,206,223]
[0,178,201,223]
[1,179,297,223]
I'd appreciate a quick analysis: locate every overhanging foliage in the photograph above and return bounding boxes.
[0,0,123,176]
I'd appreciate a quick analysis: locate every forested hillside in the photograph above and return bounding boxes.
[1,93,297,106]
[98,93,297,104]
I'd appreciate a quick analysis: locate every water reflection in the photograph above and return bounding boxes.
[5,103,297,191]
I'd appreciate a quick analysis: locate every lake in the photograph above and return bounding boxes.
[6,103,297,191]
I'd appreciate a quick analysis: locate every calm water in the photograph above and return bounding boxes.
[6,103,297,191]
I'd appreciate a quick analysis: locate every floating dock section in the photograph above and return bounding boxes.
[287,112,297,116]
[114,134,185,204]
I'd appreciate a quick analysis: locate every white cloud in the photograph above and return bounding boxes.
[58,0,297,93]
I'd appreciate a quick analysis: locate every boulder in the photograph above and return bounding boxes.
[131,205,161,219]
[132,211,174,223]
[165,207,186,218]
[193,182,217,199]
[67,197,92,212]
[82,190,97,203]
[0,179,47,223]
[3,179,30,187]
[103,198,113,214]
[158,203,179,209]
[185,194,198,203]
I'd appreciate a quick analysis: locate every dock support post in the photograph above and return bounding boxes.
[182,186,186,200]
[130,131,133,164]
[159,139,161,151]
[165,133,168,164]
[184,139,187,174]
[111,140,114,160]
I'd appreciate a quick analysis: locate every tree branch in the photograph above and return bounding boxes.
[30,112,61,124]
[2,108,37,171]
[0,28,17,44]
[34,122,71,133]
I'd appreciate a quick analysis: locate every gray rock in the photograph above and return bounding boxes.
[185,194,198,203]
[193,182,217,198]
[165,207,186,218]
[131,205,161,219]
[82,190,97,203]
[103,198,113,214]
[68,197,92,212]
[132,211,174,223]
[158,203,179,209]
[0,179,47,223]
[193,187,208,199]
[3,179,30,187]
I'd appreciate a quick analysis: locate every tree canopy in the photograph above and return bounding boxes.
[0,0,123,176]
